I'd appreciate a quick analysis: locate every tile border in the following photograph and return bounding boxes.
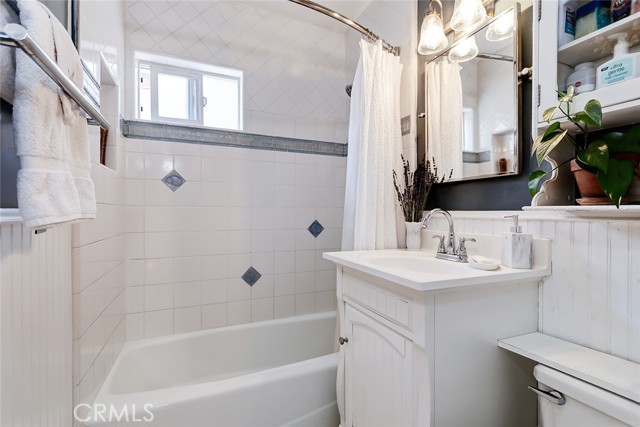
[121,119,347,157]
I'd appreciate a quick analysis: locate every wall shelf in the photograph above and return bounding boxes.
[557,13,640,66]
[523,205,640,218]
[499,332,640,403]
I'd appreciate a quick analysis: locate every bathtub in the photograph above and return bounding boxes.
[87,312,339,427]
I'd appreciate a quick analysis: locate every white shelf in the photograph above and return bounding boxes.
[558,13,640,66]
[541,78,640,131]
[523,205,640,218]
[0,209,23,224]
[498,332,640,403]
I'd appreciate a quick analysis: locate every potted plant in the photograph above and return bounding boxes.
[529,87,640,207]
[393,156,451,250]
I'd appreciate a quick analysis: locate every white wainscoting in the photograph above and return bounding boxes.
[0,219,73,427]
[428,211,640,364]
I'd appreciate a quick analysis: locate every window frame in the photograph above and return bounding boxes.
[136,54,243,131]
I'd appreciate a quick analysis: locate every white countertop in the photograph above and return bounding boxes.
[499,332,640,404]
[323,248,551,292]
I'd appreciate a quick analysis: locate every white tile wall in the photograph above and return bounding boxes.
[0,222,73,427]
[124,0,351,143]
[125,139,345,339]
[430,211,640,364]
[71,162,126,420]
[72,0,127,421]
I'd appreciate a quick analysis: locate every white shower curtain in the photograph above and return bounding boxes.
[341,40,404,251]
[425,58,463,180]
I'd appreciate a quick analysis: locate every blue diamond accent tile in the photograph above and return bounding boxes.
[308,220,324,238]
[241,267,261,287]
[162,170,186,192]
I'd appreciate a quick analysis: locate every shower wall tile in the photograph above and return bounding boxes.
[124,0,350,143]
[125,138,343,339]
[72,159,126,420]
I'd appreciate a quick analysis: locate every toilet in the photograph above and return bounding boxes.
[532,364,640,427]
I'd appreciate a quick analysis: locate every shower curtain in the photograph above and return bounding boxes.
[341,39,403,251]
[425,58,463,180]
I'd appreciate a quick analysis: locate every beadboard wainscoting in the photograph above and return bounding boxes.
[427,211,640,364]
[0,219,73,427]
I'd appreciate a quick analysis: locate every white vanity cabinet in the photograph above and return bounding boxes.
[334,266,541,427]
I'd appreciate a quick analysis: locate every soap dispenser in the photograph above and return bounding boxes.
[501,215,532,269]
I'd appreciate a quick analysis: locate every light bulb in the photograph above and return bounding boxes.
[486,10,514,41]
[418,12,448,55]
[448,35,479,62]
[450,0,487,32]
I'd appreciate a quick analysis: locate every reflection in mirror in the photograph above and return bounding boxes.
[425,5,520,182]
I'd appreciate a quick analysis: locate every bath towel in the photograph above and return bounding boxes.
[13,0,95,228]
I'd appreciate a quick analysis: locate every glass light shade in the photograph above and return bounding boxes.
[418,12,448,55]
[448,35,479,62]
[449,0,487,32]
[486,10,514,41]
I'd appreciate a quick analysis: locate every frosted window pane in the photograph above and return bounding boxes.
[203,75,239,130]
[158,73,190,120]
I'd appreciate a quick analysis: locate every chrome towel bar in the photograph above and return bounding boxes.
[0,23,110,130]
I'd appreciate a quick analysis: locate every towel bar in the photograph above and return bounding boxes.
[0,23,110,130]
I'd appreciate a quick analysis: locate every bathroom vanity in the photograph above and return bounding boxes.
[324,231,551,427]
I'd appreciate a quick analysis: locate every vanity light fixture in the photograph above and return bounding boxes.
[486,8,514,41]
[417,0,448,55]
[449,0,488,32]
[447,34,479,62]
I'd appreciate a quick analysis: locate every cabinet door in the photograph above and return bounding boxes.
[535,0,560,124]
[344,305,413,427]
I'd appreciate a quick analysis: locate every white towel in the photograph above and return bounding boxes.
[425,58,463,179]
[13,0,95,228]
[0,3,18,103]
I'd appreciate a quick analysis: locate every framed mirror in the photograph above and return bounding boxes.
[424,5,520,182]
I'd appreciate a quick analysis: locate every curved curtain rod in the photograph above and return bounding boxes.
[287,0,400,56]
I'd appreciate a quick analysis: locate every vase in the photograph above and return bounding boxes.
[571,155,640,205]
[405,222,422,251]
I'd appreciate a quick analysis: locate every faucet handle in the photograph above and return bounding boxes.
[432,235,446,254]
[458,237,476,257]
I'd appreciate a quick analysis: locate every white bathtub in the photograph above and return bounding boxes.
[88,312,339,427]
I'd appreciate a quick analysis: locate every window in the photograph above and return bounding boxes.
[137,57,242,131]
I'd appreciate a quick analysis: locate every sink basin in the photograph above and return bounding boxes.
[357,251,469,275]
[324,245,552,292]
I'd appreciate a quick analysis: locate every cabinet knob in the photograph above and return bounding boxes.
[339,336,349,345]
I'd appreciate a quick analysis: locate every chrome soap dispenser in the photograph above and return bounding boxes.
[501,215,532,269]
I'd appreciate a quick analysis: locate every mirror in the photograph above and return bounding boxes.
[424,5,520,182]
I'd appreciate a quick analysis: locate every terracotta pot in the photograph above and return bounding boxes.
[571,154,640,204]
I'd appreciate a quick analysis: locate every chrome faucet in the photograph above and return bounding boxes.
[422,209,475,262]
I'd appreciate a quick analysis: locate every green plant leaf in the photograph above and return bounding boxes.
[576,140,609,173]
[542,106,559,122]
[597,158,635,208]
[541,122,562,139]
[600,125,640,154]
[534,130,568,165]
[557,86,574,102]
[528,169,548,197]
[582,99,602,127]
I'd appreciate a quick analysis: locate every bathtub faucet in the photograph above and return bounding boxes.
[422,209,475,262]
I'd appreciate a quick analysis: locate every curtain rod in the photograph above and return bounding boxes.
[288,0,400,56]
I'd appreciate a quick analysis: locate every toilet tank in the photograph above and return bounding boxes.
[534,364,640,427]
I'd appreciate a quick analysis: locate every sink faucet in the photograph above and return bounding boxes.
[422,209,475,262]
